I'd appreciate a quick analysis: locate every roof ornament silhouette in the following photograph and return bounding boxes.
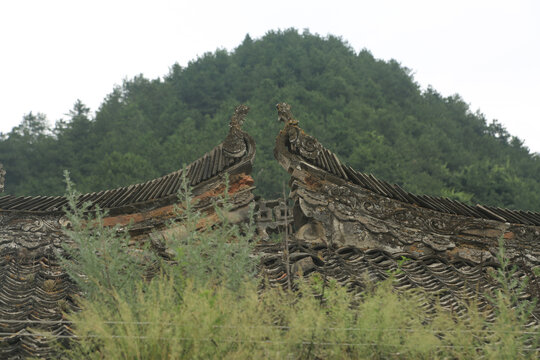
[223,104,250,158]
[276,103,321,160]
[276,102,297,125]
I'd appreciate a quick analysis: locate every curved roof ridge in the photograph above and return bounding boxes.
[273,103,540,226]
[0,105,255,214]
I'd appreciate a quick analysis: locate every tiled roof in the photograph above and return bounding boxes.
[0,245,77,359]
[274,102,540,226]
[1,103,539,358]
[272,102,540,330]
[0,106,256,359]
[258,241,539,322]
[0,106,255,215]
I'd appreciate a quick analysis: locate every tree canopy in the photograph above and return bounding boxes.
[1,29,539,211]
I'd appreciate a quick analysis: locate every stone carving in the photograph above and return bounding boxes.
[0,163,5,193]
[0,213,70,254]
[273,104,540,271]
[254,198,293,240]
[19,215,68,232]
[276,102,296,124]
[289,151,534,264]
[223,104,249,158]
[276,103,322,160]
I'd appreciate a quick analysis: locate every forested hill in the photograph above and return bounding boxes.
[1,29,539,211]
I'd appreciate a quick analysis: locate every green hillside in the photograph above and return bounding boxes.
[1,29,539,211]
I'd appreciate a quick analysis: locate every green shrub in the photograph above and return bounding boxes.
[162,172,258,291]
[58,174,539,359]
[62,262,539,359]
[59,171,154,305]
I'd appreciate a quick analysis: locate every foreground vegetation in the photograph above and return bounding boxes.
[2,29,540,211]
[54,176,539,359]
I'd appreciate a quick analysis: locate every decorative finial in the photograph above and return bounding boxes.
[230,104,249,129]
[275,104,321,160]
[223,105,249,158]
[276,103,297,124]
[0,163,5,193]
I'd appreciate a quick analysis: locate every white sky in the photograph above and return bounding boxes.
[1,0,539,153]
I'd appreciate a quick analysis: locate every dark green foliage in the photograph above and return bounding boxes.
[1,29,539,210]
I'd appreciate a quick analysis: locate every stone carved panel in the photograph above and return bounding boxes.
[0,214,69,258]
[254,199,293,240]
[291,172,539,267]
[287,126,322,160]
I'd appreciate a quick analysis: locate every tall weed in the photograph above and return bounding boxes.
[59,174,539,359]
[59,171,152,304]
[159,172,258,290]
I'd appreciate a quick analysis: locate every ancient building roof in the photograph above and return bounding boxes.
[0,105,256,359]
[258,241,530,322]
[274,103,540,227]
[271,102,540,323]
[0,106,255,215]
[1,103,539,358]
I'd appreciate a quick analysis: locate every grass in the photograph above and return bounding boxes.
[56,173,539,359]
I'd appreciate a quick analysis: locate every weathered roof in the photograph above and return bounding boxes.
[258,241,538,322]
[0,106,257,359]
[272,102,540,321]
[0,232,77,359]
[0,106,255,215]
[1,103,539,358]
[274,103,540,226]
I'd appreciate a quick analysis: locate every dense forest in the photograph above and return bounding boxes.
[1,29,539,211]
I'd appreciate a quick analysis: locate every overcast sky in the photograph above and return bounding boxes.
[1,0,539,153]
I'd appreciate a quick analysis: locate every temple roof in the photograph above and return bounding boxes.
[272,102,539,324]
[0,105,255,215]
[274,103,540,226]
[0,106,257,359]
[1,103,539,358]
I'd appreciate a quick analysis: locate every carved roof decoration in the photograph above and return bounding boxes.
[272,102,540,328]
[274,104,540,226]
[223,104,250,158]
[0,106,256,215]
[0,163,5,193]
[254,198,294,240]
[0,106,257,359]
[1,103,540,358]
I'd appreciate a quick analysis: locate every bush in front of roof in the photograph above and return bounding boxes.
[57,176,539,359]
[59,170,156,305]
